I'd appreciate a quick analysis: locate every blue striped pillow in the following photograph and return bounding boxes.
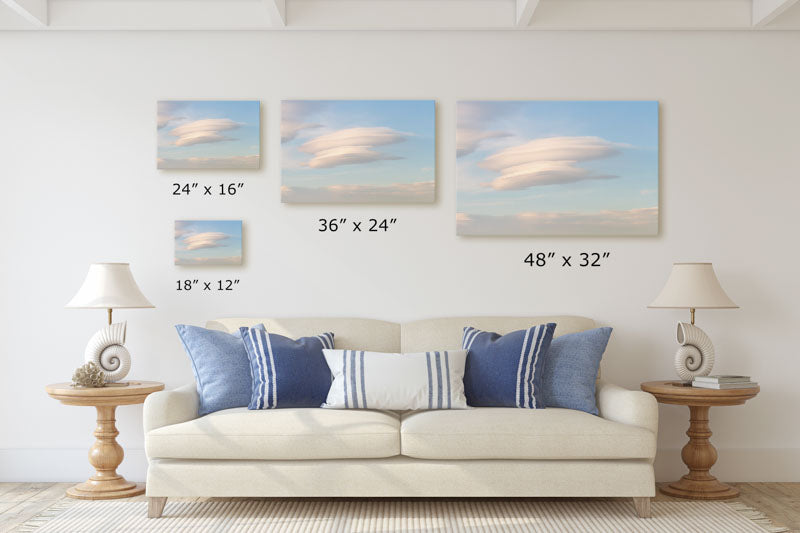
[462,323,556,408]
[321,349,469,410]
[240,327,334,409]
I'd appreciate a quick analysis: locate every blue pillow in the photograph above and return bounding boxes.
[462,323,556,408]
[542,327,612,415]
[175,324,265,416]
[240,327,334,409]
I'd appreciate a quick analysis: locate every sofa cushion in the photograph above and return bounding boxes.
[400,408,655,460]
[146,408,400,460]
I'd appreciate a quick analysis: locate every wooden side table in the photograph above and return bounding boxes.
[641,380,759,500]
[45,381,165,500]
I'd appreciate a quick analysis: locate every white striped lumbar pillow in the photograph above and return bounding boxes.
[321,349,469,410]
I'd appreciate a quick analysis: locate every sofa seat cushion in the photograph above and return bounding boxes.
[146,407,400,460]
[400,408,655,460]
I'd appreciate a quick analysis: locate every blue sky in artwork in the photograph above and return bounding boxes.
[281,100,435,202]
[457,101,658,217]
[174,220,242,265]
[158,101,260,169]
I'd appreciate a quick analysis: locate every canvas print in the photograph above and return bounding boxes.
[158,101,260,169]
[281,100,435,203]
[456,101,659,236]
[174,220,242,266]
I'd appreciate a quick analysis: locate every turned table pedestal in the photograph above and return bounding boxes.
[45,381,164,500]
[640,380,759,500]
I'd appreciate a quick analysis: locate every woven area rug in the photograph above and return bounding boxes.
[16,499,788,533]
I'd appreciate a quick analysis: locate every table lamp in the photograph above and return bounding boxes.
[648,262,738,382]
[66,263,154,383]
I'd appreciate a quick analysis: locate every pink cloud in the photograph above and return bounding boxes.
[282,181,434,203]
[457,207,658,236]
[457,129,512,158]
[158,155,259,169]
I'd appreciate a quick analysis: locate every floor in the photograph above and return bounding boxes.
[0,482,798,532]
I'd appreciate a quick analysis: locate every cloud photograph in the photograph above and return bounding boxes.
[158,101,260,169]
[456,101,658,236]
[174,220,242,265]
[281,100,435,203]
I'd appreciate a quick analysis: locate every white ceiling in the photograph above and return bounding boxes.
[1,0,799,30]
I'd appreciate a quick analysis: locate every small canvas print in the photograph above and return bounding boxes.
[281,100,435,203]
[174,220,242,266]
[457,101,659,236]
[158,100,260,169]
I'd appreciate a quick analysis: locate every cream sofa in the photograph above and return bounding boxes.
[143,316,658,518]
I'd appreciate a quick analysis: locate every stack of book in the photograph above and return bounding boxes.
[692,375,758,389]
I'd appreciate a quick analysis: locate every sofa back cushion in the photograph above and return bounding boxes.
[401,316,595,353]
[208,316,595,356]
[208,317,400,352]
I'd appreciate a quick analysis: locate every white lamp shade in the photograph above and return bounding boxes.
[66,263,154,309]
[648,262,738,309]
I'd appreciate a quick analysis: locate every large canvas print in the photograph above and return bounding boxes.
[281,100,435,203]
[174,220,242,266]
[456,101,658,236]
[158,101,260,169]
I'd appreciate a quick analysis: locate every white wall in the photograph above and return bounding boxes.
[0,30,798,483]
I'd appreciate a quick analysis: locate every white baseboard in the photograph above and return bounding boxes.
[2,448,799,483]
[654,448,800,482]
[0,448,148,482]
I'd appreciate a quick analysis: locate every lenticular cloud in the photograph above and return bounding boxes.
[182,232,230,251]
[169,118,243,147]
[299,127,408,169]
[479,136,623,191]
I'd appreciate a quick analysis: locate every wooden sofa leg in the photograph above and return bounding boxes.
[633,497,651,518]
[148,497,167,518]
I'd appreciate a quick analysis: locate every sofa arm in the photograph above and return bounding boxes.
[596,381,658,435]
[143,383,199,433]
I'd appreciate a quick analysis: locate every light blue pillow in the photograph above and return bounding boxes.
[542,327,613,415]
[175,324,264,416]
[240,327,334,409]
[462,324,556,408]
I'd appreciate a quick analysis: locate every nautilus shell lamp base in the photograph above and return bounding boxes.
[674,320,715,382]
[85,321,132,383]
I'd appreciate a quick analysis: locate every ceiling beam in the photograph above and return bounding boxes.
[285,0,511,29]
[529,0,752,29]
[516,0,540,27]
[2,0,797,31]
[1,0,47,26]
[264,0,286,26]
[752,0,800,26]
